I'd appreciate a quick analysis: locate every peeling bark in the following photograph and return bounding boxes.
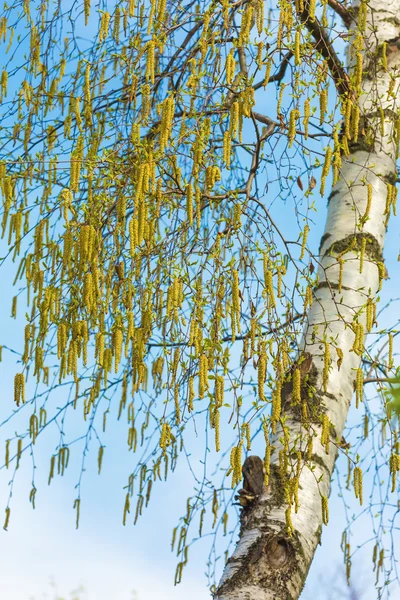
[214,1,400,598]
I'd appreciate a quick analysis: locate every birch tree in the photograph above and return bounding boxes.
[215,0,400,597]
[0,0,399,598]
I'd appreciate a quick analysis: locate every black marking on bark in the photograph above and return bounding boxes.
[310,453,331,473]
[363,107,399,121]
[322,232,383,262]
[383,172,398,185]
[314,281,353,292]
[326,189,340,205]
[319,232,332,253]
[347,136,375,154]
[323,391,338,401]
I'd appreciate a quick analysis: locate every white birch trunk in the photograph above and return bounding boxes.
[214,1,400,598]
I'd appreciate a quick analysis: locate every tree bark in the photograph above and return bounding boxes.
[214,1,400,598]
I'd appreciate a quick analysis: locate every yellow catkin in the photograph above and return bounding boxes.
[145,40,155,84]
[22,324,31,364]
[214,409,220,452]
[355,52,363,91]
[352,104,360,142]
[292,368,301,403]
[215,375,224,409]
[11,295,17,318]
[263,59,272,88]
[160,421,171,455]
[84,0,90,24]
[388,332,394,369]
[321,495,329,524]
[0,69,8,99]
[3,507,10,530]
[363,413,369,439]
[122,493,130,526]
[188,375,195,412]
[306,435,313,460]
[355,368,363,408]
[174,385,180,423]
[265,269,275,309]
[230,101,239,138]
[303,98,310,139]
[99,11,110,42]
[381,42,387,70]
[358,0,367,31]
[304,285,313,311]
[319,88,328,125]
[308,0,316,21]
[114,328,123,372]
[288,109,299,147]
[244,422,251,451]
[322,341,330,392]
[233,203,242,229]
[223,131,231,167]
[321,413,330,453]
[378,106,385,138]
[113,7,121,43]
[5,439,10,468]
[83,272,93,310]
[362,184,372,223]
[365,298,374,332]
[271,380,281,431]
[294,30,301,65]
[186,184,193,226]
[352,322,364,356]
[320,146,332,196]
[392,186,398,217]
[336,256,344,293]
[377,261,385,291]
[225,51,235,85]
[285,506,293,536]
[353,466,363,505]
[258,342,267,400]
[255,0,263,34]
[74,498,80,529]
[300,224,309,260]
[232,269,240,331]
[228,443,243,488]
[14,373,25,406]
[29,414,38,444]
[343,98,351,139]
[390,453,400,492]
[83,64,91,127]
[256,42,263,69]
[239,4,254,45]
[264,443,271,486]
[160,95,175,151]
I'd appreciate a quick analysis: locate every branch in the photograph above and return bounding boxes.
[327,0,352,28]
[299,7,351,97]
[146,314,303,348]
[363,377,394,385]
[254,51,294,91]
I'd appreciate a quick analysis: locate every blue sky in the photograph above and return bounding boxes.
[1,2,400,599]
